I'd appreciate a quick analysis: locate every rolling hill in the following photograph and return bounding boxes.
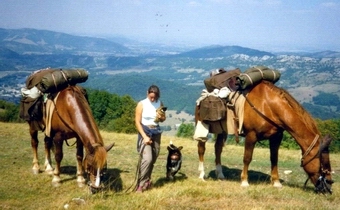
[0,28,340,119]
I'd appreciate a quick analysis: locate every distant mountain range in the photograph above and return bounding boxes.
[1,28,340,120]
[176,45,275,58]
[0,28,128,55]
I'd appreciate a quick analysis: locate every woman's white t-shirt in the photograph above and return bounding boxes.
[141,98,161,126]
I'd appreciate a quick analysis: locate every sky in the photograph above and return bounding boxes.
[0,0,339,52]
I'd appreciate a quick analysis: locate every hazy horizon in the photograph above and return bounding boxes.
[0,0,339,52]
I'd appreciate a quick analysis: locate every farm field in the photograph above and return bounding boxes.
[0,122,339,210]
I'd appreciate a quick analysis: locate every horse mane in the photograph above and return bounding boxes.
[268,81,319,134]
[70,86,107,168]
[263,81,319,133]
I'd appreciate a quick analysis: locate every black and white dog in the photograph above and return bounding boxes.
[166,142,183,180]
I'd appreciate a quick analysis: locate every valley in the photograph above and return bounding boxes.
[1,28,340,120]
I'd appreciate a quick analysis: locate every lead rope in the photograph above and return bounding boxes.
[301,134,329,193]
[300,134,319,167]
[125,143,146,193]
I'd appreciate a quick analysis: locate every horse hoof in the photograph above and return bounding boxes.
[45,169,54,175]
[273,181,282,188]
[217,174,225,180]
[241,181,249,187]
[77,176,86,184]
[215,165,225,180]
[52,175,61,186]
[32,168,40,175]
[199,177,206,182]
[199,172,205,180]
[52,181,61,187]
[77,182,86,188]
[166,176,174,181]
[45,165,54,173]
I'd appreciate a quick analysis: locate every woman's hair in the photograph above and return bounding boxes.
[148,85,160,101]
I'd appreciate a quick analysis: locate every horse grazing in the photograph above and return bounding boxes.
[195,80,333,194]
[27,85,114,192]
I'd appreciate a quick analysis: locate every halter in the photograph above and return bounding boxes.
[301,134,333,194]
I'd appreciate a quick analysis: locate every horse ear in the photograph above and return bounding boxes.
[105,143,115,152]
[178,146,183,150]
[320,134,332,152]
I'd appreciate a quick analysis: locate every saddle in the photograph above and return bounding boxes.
[197,68,241,134]
[20,68,89,131]
[198,66,280,136]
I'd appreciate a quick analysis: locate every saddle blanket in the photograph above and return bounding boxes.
[44,92,60,137]
[227,91,245,135]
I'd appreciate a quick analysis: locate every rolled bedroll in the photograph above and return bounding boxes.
[38,68,89,93]
[236,66,281,90]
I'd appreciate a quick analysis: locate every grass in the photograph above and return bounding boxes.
[0,122,339,210]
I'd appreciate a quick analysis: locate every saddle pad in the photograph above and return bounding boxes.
[227,91,245,135]
[44,92,60,137]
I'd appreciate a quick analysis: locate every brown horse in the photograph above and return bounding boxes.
[195,80,333,194]
[28,85,114,191]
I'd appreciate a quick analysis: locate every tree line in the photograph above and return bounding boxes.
[176,119,340,153]
[1,88,339,152]
[0,88,137,133]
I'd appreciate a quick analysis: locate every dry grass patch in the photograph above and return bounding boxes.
[0,122,339,210]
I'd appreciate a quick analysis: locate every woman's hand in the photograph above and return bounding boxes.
[143,136,153,145]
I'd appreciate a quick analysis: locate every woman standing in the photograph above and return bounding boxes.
[135,85,166,192]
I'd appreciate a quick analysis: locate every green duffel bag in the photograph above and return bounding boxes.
[38,69,88,93]
[237,66,281,90]
[26,68,56,89]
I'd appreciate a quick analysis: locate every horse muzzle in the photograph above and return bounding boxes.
[315,176,333,194]
[88,168,104,194]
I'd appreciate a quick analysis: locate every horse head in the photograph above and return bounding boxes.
[315,134,334,194]
[304,134,333,194]
[83,142,114,193]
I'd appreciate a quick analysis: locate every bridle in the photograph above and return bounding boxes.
[302,134,333,194]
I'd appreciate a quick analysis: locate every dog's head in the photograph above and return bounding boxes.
[166,143,183,179]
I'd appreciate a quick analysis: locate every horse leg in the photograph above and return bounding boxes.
[197,140,206,180]
[269,132,283,188]
[215,133,225,179]
[30,127,40,174]
[240,133,257,187]
[76,138,86,187]
[52,134,63,187]
[43,135,54,175]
